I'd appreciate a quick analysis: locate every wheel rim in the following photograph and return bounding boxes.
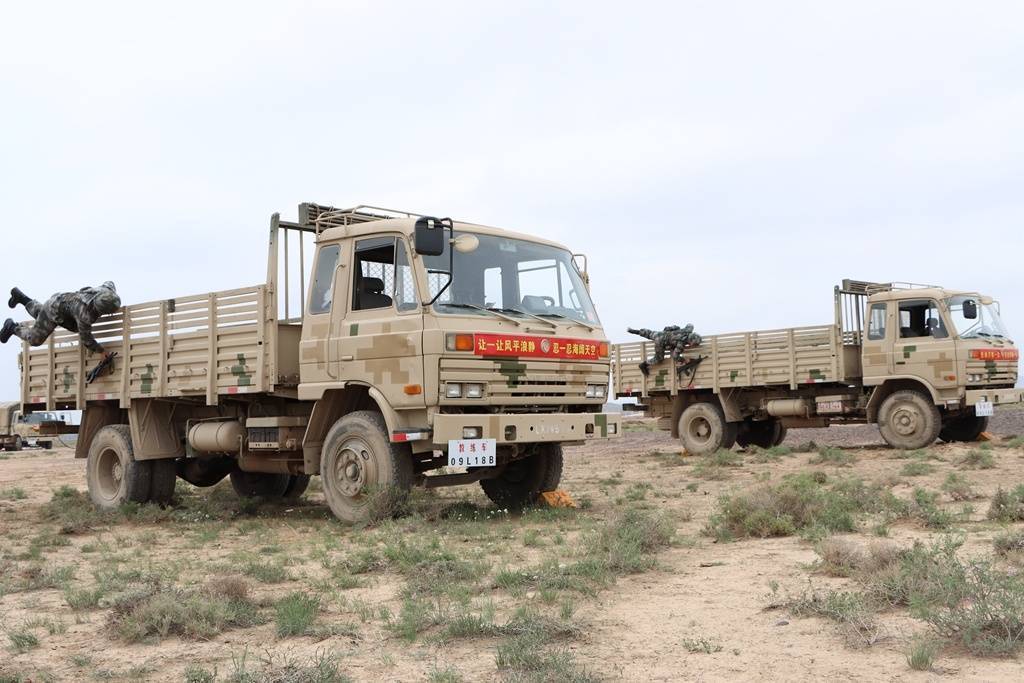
[688,415,713,445]
[331,436,378,499]
[95,446,123,502]
[891,402,922,437]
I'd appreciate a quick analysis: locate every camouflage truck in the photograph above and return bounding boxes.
[17,204,621,521]
[613,280,1020,453]
[0,401,64,450]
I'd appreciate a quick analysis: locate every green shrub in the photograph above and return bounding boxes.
[811,447,855,467]
[941,473,976,501]
[108,582,263,643]
[900,462,934,477]
[959,449,995,469]
[905,636,939,671]
[275,592,320,637]
[987,486,1024,522]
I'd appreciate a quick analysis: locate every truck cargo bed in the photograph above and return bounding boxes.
[20,285,287,410]
[613,324,857,398]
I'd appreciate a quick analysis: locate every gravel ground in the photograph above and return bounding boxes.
[779,405,1024,448]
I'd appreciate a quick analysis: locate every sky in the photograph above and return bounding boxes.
[1,1,1022,397]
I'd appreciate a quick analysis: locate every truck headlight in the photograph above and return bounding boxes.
[446,383,463,398]
[464,383,484,398]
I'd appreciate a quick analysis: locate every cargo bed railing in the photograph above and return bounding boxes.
[21,285,272,411]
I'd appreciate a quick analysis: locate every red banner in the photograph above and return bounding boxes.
[970,349,1019,361]
[474,333,607,360]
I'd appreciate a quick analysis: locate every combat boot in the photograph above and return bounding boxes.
[8,288,29,309]
[0,319,15,344]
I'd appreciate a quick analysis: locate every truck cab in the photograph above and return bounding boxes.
[860,284,1019,440]
[292,207,619,518]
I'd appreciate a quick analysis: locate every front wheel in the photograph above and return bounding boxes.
[479,444,563,510]
[939,415,989,443]
[679,402,737,456]
[12,435,22,452]
[878,390,941,450]
[320,411,414,524]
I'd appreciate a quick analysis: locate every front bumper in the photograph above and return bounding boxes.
[430,412,622,446]
[964,388,1024,407]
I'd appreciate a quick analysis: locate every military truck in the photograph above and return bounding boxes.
[17,204,620,521]
[0,402,64,450]
[612,280,1020,453]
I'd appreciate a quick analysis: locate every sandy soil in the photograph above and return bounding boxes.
[2,410,1024,682]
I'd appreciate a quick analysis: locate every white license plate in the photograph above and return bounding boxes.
[447,439,497,467]
[975,401,994,417]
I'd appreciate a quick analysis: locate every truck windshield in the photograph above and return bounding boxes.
[947,296,1011,340]
[423,232,600,327]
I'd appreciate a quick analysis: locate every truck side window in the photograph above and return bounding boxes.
[867,303,887,341]
[898,299,948,339]
[309,244,341,315]
[353,237,409,312]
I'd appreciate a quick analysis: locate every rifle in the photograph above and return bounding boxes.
[86,352,117,385]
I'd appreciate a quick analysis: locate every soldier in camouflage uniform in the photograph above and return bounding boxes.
[627,324,703,376]
[0,282,121,355]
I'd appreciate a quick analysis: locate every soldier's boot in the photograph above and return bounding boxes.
[0,319,15,344]
[8,288,29,309]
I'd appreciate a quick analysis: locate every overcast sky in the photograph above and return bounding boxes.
[1,1,1022,398]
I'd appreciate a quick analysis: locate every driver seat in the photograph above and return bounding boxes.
[521,295,550,313]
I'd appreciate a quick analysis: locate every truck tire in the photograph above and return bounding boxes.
[283,475,310,501]
[480,444,563,510]
[230,470,291,498]
[86,425,152,510]
[939,415,989,443]
[679,402,737,456]
[320,411,414,524]
[878,390,941,450]
[12,435,22,452]
[149,459,177,505]
[736,420,783,449]
[773,424,788,447]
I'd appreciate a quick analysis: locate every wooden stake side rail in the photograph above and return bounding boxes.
[611,323,843,398]
[21,285,274,410]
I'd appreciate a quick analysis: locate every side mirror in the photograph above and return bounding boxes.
[414,217,447,256]
[963,299,978,320]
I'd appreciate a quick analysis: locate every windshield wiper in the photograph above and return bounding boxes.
[490,307,558,329]
[535,311,596,332]
[442,303,521,326]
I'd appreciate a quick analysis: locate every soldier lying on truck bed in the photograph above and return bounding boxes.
[1,282,121,355]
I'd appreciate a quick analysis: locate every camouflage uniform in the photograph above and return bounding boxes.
[1,282,121,354]
[627,324,703,376]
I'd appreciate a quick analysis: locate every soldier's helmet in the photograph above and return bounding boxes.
[682,324,694,334]
[663,325,681,332]
[90,282,122,315]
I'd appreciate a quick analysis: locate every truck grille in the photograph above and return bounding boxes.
[967,359,1018,386]
[439,358,609,405]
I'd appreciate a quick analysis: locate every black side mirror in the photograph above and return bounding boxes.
[963,299,978,320]
[414,216,447,256]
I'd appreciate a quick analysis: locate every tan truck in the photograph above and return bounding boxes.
[0,402,64,450]
[17,203,621,521]
[613,280,1020,454]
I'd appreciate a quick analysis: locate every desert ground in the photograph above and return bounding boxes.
[3,411,1024,682]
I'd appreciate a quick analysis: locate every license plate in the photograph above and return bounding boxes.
[447,439,497,467]
[975,401,994,417]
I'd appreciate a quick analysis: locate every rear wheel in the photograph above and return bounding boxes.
[149,459,177,505]
[480,444,563,510]
[878,390,941,450]
[939,415,989,443]
[773,423,788,446]
[320,411,414,523]
[679,402,737,456]
[230,470,291,498]
[86,425,151,509]
[736,420,783,449]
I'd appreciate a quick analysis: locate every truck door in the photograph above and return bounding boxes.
[300,240,345,384]
[892,298,958,391]
[334,235,425,409]
[862,301,893,383]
